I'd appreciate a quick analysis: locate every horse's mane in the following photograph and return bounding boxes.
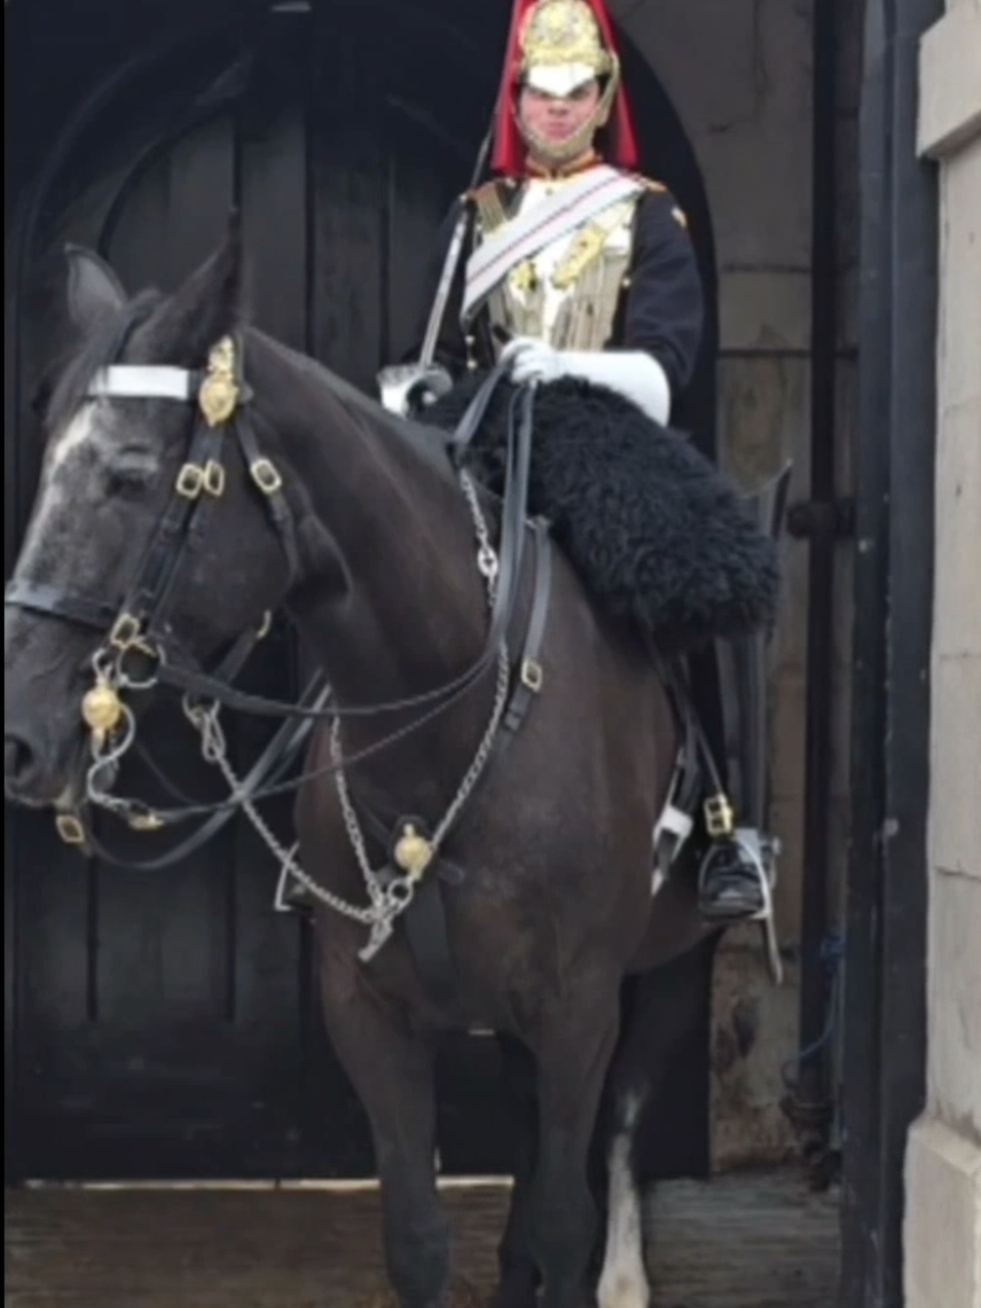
[246,327,454,481]
[44,290,165,437]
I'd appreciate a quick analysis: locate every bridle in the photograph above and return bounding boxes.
[4,333,548,957]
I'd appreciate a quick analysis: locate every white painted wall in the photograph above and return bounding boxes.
[905,4,981,1305]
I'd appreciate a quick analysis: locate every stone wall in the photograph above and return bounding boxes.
[905,4,981,1305]
[608,0,861,1166]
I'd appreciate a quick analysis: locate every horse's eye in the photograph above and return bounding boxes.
[106,451,157,497]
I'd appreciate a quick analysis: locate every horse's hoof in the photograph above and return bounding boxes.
[357,1273,483,1308]
[488,1271,539,1308]
[448,1275,484,1308]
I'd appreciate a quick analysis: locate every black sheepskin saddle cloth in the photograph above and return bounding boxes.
[424,375,781,655]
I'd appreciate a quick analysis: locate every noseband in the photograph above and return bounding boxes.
[5,338,551,961]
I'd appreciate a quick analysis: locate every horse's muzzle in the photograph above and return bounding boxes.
[3,721,86,809]
[4,730,47,804]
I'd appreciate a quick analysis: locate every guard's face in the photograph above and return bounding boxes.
[517,79,602,152]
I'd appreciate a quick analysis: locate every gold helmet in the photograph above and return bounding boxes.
[519,0,618,99]
[491,0,639,173]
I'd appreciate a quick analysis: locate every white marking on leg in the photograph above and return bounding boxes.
[597,1092,650,1308]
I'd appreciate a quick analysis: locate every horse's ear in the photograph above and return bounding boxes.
[65,245,126,332]
[143,215,246,366]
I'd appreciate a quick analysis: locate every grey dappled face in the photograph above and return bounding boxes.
[4,232,294,809]
[3,393,187,805]
[17,399,168,609]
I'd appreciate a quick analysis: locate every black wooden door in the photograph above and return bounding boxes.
[7,0,718,1185]
[6,1,511,1182]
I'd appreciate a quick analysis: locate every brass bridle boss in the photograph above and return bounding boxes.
[79,336,243,751]
[73,338,443,884]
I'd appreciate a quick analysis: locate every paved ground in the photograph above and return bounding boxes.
[5,1169,840,1307]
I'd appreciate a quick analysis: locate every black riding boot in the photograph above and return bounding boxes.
[697,824,770,921]
[659,649,771,924]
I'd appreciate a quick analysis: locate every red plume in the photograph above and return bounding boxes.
[490,0,640,175]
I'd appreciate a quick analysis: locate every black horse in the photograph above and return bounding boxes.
[5,231,745,1308]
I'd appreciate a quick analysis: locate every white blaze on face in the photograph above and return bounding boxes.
[14,403,107,578]
[597,1090,651,1308]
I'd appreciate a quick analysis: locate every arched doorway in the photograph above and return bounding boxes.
[5,0,720,1182]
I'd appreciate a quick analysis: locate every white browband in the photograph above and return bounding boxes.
[87,365,197,402]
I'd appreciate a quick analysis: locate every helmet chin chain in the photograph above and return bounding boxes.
[521,117,600,169]
[82,645,165,831]
[516,61,619,169]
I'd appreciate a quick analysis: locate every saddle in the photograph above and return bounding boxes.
[424,373,781,655]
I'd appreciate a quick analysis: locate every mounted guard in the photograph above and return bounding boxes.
[3,13,787,1287]
[378,0,789,945]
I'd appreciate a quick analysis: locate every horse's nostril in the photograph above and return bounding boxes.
[5,735,37,792]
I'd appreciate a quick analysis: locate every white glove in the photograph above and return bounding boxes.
[377,362,453,417]
[500,337,565,384]
[501,336,671,426]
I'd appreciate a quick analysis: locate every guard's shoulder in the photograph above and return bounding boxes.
[465,178,519,204]
[465,178,520,233]
[630,172,670,196]
[630,174,689,231]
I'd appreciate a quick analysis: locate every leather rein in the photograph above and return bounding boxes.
[4,336,544,877]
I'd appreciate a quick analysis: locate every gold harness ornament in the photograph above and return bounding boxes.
[393,822,436,883]
[81,678,124,750]
[198,336,240,428]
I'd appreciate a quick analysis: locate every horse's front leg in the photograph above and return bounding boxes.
[527,974,622,1308]
[491,1034,541,1308]
[317,933,449,1308]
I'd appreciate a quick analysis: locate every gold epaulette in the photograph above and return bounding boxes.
[636,175,668,194]
[633,174,689,228]
[466,180,511,235]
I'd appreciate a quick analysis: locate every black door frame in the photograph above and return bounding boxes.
[839,0,941,1304]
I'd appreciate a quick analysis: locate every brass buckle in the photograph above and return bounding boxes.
[250,458,283,495]
[520,658,544,693]
[176,462,205,500]
[109,612,143,651]
[116,636,162,690]
[55,813,87,846]
[203,459,226,498]
[704,793,736,840]
[177,460,224,499]
[129,810,165,833]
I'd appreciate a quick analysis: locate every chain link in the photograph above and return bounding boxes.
[432,643,510,847]
[323,471,510,956]
[85,467,513,967]
[85,698,137,819]
[459,470,499,602]
[183,698,382,929]
[179,469,509,961]
[328,638,511,953]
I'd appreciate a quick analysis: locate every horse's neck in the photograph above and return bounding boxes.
[245,332,487,712]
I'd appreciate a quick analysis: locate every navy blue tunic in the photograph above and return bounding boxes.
[418,175,705,405]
